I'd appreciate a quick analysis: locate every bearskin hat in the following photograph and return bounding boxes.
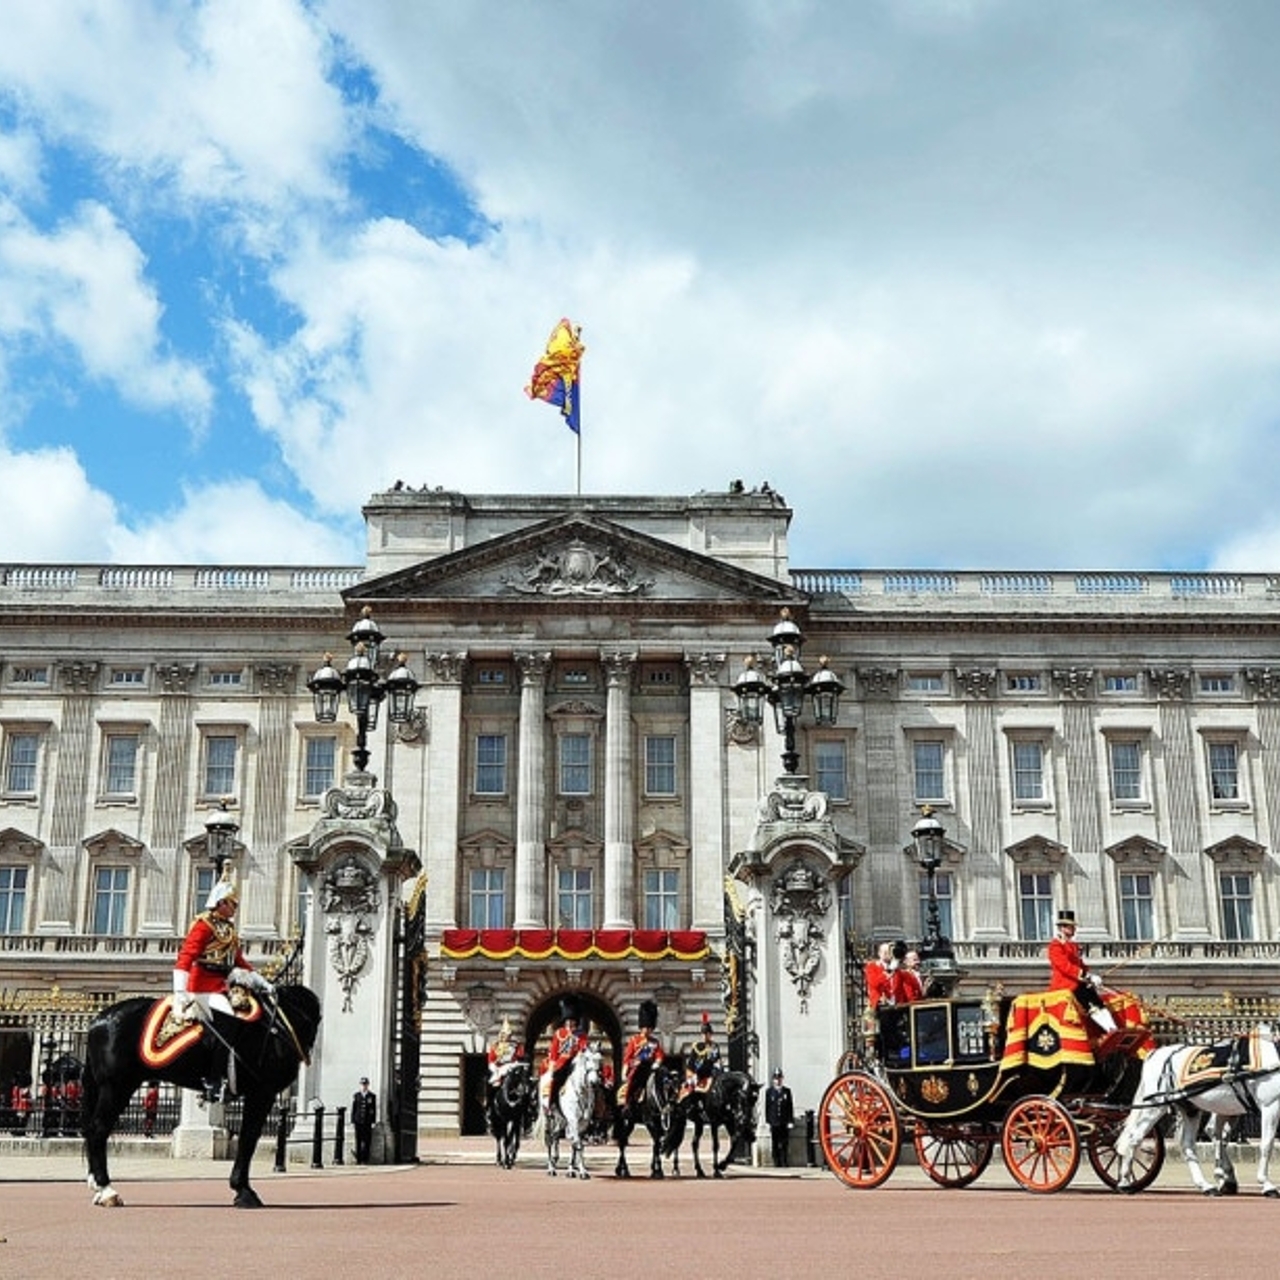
[891,939,908,962]
[559,994,581,1024]
[638,999,659,1030]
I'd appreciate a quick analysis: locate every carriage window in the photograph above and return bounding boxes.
[955,1006,987,1061]
[914,1006,951,1066]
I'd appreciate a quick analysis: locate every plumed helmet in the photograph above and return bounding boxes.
[559,995,581,1025]
[700,1012,713,1036]
[638,999,659,1030]
[206,878,239,910]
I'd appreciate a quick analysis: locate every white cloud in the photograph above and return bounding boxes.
[0,443,119,560]
[0,200,212,420]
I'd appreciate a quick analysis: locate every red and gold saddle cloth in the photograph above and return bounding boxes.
[139,994,265,1071]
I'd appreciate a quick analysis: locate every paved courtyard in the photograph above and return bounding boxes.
[2,1137,1276,1280]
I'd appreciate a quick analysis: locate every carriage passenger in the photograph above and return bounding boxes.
[1047,909,1117,1034]
[617,999,664,1109]
[679,1013,722,1102]
[864,941,896,1010]
[172,877,273,1102]
[540,997,589,1115]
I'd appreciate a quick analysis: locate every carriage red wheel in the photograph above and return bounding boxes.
[1087,1123,1165,1191]
[1000,1096,1080,1193]
[818,1071,901,1189]
[914,1126,995,1188]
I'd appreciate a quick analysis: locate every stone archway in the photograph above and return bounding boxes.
[524,990,623,1074]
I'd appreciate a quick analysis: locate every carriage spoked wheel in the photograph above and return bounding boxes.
[913,1125,996,1188]
[818,1071,901,1189]
[1086,1122,1165,1192]
[1000,1095,1080,1193]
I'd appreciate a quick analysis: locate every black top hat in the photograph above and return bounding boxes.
[638,999,658,1030]
[1056,909,1077,927]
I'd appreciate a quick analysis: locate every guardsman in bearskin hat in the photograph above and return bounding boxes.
[1047,909,1117,1033]
[679,1012,722,1103]
[172,874,274,1101]
[539,995,589,1115]
[617,998,664,1111]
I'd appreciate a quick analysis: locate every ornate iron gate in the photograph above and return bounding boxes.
[389,872,428,1161]
[723,879,755,1074]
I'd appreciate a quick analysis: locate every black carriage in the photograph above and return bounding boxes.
[818,991,1165,1192]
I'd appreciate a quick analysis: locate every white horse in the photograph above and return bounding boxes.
[535,1044,602,1179]
[1115,1023,1280,1196]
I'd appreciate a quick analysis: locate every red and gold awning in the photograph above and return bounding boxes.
[439,928,709,962]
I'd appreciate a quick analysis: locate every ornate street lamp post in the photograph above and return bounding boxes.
[307,607,420,775]
[911,807,959,995]
[204,798,239,882]
[733,609,844,776]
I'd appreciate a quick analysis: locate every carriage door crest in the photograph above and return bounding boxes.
[322,856,381,1012]
[770,859,830,1014]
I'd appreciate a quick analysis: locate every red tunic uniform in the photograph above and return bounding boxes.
[175,911,249,994]
[865,959,893,1009]
[618,1029,663,1106]
[890,966,924,1005]
[1047,935,1088,991]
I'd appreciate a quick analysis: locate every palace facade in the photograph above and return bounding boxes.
[2,485,1279,1134]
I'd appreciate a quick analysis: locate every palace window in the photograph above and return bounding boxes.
[193,864,217,919]
[1102,673,1138,693]
[4,732,40,794]
[202,734,238,797]
[1207,740,1240,802]
[302,736,337,798]
[474,734,508,796]
[1108,739,1144,803]
[644,735,678,797]
[1011,739,1047,804]
[557,867,593,930]
[813,739,848,801]
[1018,871,1055,942]
[1200,674,1235,695]
[643,868,680,930]
[91,865,130,935]
[906,673,945,693]
[558,733,592,796]
[1219,871,1255,942]
[1006,674,1042,693]
[911,739,947,804]
[102,732,140,796]
[208,670,243,688]
[1118,871,1156,941]
[469,868,507,930]
[0,865,28,934]
[109,668,146,687]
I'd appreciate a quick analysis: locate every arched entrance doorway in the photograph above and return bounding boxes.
[524,990,622,1075]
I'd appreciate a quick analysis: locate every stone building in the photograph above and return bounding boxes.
[2,485,1279,1139]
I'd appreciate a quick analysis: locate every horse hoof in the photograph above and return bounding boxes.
[695,1169,707,1180]
[233,1189,264,1209]
[1218,1181,1239,1196]
[92,1188,124,1208]
[1201,1186,1220,1197]
[713,1169,724,1180]
[1264,1187,1280,1199]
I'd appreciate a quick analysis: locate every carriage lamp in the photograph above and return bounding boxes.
[733,609,845,776]
[308,606,420,774]
[911,808,960,995]
[204,799,240,881]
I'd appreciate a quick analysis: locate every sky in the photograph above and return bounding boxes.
[1,1,1279,572]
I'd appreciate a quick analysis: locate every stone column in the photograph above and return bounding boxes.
[856,668,903,930]
[513,651,550,929]
[38,662,99,931]
[686,651,726,932]
[601,650,638,929]
[956,670,1004,937]
[423,651,466,930]
[243,663,296,936]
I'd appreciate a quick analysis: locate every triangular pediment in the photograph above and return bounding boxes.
[1205,835,1266,866]
[1004,835,1068,867]
[84,828,146,858]
[346,513,800,607]
[459,827,515,857]
[0,827,43,858]
[1104,835,1167,865]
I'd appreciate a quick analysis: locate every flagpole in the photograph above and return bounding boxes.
[576,428,582,496]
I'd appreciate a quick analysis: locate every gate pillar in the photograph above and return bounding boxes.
[730,774,862,1155]
[292,769,420,1164]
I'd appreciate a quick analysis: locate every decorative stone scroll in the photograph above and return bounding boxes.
[954,668,998,699]
[321,855,380,1012]
[769,859,830,1013]
[1050,668,1095,700]
[1146,667,1191,701]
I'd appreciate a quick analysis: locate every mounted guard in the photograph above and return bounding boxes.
[171,875,274,1101]
[540,996,589,1117]
[679,1013,722,1103]
[617,998,663,1110]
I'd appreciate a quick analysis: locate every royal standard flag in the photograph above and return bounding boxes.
[525,318,584,434]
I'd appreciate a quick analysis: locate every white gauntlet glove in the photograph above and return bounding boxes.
[172,970,191,1021]
[1088,972,1103,990]
[231,967,274,997]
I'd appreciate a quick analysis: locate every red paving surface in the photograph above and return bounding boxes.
[3,1144,1278,1280]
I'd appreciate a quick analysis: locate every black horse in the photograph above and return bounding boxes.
[670,1070,760,1179]
[613,1058,682,1179]
[486,1062,537,1169]
[82,985,321,1208]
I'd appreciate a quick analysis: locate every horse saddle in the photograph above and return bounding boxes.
[139,994,265,1070]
